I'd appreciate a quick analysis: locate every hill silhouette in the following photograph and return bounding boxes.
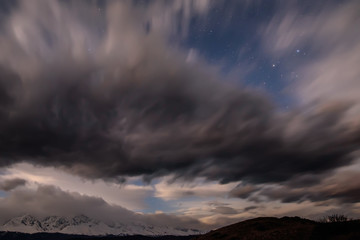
[192,217,360,240]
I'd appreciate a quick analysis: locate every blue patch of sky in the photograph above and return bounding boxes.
[143,193,211,214]
[142,196,180,214]
[127,178,146,187]
[177,0,322,109]
[0,190,7,198]
[126,178,180,213]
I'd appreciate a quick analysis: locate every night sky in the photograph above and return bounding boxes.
[0,0,360,229]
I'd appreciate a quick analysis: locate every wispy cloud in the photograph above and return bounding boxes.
[0,0,359,189]
[0,0,360,225]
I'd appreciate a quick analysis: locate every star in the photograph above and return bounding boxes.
[296,49,300,53]
[272,64,276,67]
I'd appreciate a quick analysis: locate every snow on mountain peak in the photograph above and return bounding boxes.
[0,214,202,236]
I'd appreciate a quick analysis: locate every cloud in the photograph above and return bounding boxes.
[229,159,360,205]
[0,183,208,230]
[229,183,259,199]
[238,0,360,204]
[154,177,237,200]
[141,0,213,39]
[0,184,136,224]
[210,206,238,215]
[262,0,360,117]
[244,206,258,212]
[0,0,359,190]
[0,178,26,191]
[4,163,153,211]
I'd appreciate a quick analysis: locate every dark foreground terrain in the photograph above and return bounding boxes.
[194,217,360,240]
[1,217,360,240]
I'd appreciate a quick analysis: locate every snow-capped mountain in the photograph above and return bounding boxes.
[0,214,202,236]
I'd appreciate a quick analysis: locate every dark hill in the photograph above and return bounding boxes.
[192,217,360,240]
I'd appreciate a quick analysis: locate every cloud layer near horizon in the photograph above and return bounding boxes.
[0,182,208,230]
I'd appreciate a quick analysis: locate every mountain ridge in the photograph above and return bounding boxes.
[0,214,202,236]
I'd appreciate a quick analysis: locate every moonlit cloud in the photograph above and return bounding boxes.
[0,0,359,228]
[0,0,357,186]
[262,0,360,117]
[154,176,238,200]
[0,184,208,230]
[3,163,153,210]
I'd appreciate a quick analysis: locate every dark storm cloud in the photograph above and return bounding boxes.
[244,206,258,212]
[258,185,354,204]
[0,0,359,186]
[0,178,26,191]
[229,183,259,199]
[230,168,360,204]
[210,206,238,215]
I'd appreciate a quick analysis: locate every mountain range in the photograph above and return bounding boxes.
[0,214,202,236]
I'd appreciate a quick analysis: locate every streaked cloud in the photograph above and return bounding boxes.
[0,178,26,191]
[0,0,359,227]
